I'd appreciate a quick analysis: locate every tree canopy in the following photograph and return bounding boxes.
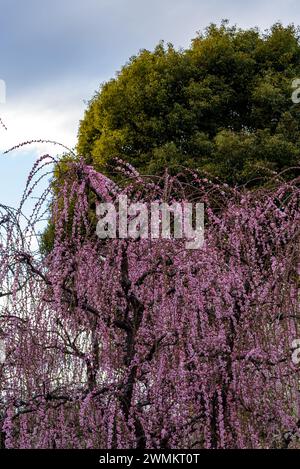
[77,21,300,184]
[1,159,299,448]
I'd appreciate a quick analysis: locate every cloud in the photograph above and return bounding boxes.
[0,76,101,210]
[1,0,300,209]
[1,81,88,154]
[1,0,297,94]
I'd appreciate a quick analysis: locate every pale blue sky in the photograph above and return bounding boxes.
[0,0,299,210]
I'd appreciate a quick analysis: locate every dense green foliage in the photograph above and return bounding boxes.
[77,21,300,184]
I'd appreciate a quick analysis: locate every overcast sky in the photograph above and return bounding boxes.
[0,0,299,208]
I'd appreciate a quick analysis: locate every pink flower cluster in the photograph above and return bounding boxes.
[0,161,299,449]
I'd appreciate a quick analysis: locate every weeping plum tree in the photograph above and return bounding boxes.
[0,151,299,449]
